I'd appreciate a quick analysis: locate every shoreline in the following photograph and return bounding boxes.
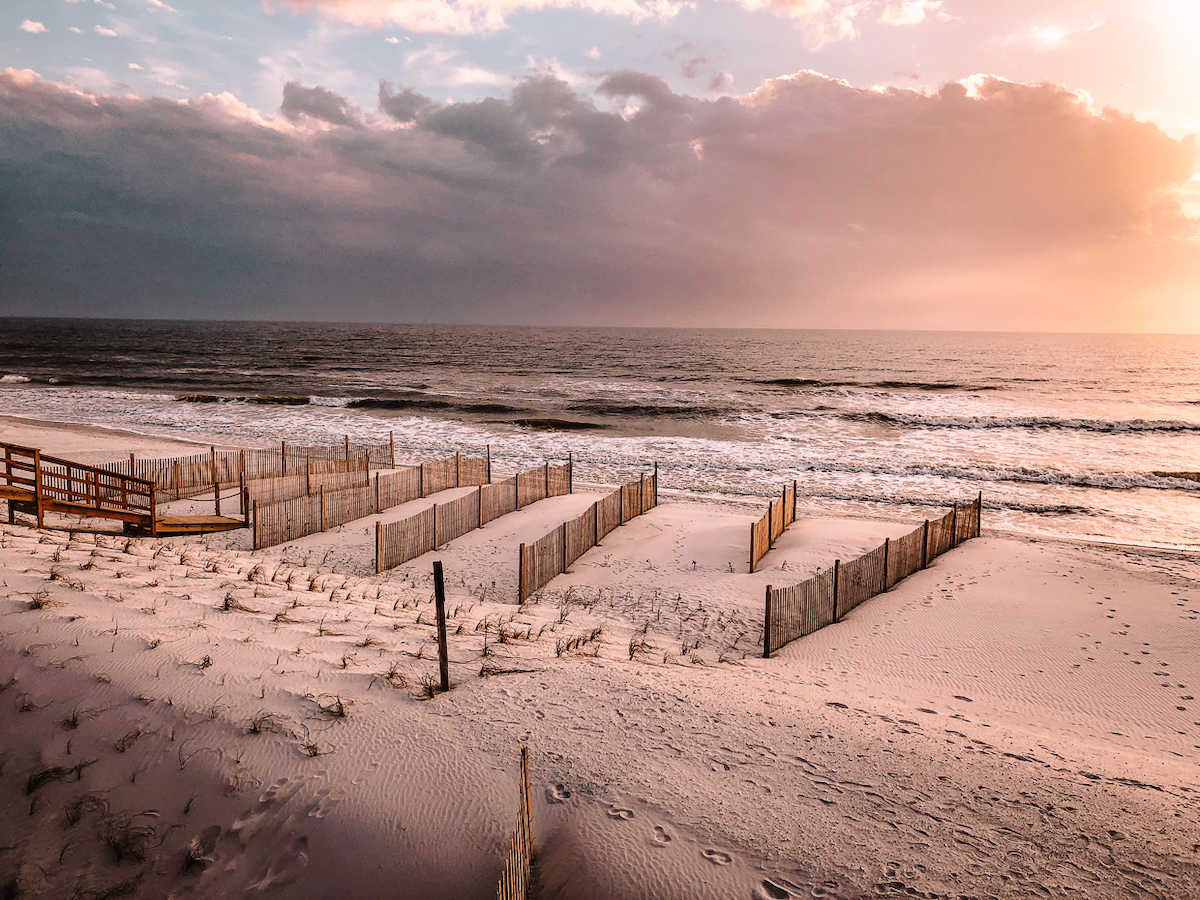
[1,418,1197,898]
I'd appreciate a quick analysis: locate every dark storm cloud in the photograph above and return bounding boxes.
[0,68,1195,328]
[281,81,362,126]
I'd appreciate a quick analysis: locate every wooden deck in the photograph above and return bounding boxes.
[3,441,247,536]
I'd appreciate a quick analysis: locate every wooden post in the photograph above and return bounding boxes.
[639,474,645,514]
[4,449,12,525]
[486,445,492,484]
[32,448,43,529]
[433,561,450,692]
[89,470,99,510]
[654,461,659,506]
[476,485,483,527]
[977,491,983,537]
[767,500,775,548]
[514,471,520,509]
[763,586,772,658]
[950,504,958,548]
[543,463,549,499]
[306,456,311,495]
[922,520,930,569]
[253,500,259,550]
[149,484,157,538]
[320,485,326,532]
[832,559,841,621]
[518,543,526,604]
[455,452,461,487]
[749,522,756,573]
[389,431,395,469]
[344,435,350,461]
[239,449,246,488]
[432,503,438,548]
[560,523,568,574]
[792,478,797,522]
[242,487,250,527]
[520,744,533,861]
[281,441,287,474]
[593,500,600,548]
[883,537,891,590]
[213,481,221,517]
[568,453,573,493]
[375,521,382,573]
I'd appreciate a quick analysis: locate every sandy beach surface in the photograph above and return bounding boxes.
[1,419,1198,899]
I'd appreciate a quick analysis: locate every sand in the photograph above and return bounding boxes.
[1,420,1198,899]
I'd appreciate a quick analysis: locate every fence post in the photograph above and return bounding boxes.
[767,500,775,548]
[32,448,44,529]
[640,474,645,514]
[281,441,287,473]
[476,485,483,528]
[832,559,841,621]
[486,445,492,484]
[543,463,548,500]
[792,478,797,521]
[654,461,659,506]
[922,520,930,569]
[344,435,350,461]
[375,521,382,574]
[883,537,890,590]
[432,503,438,548]
[242,486,249,527]
[749,522,756,573]
[514,471,520,509]
[320,485,326,533]
[213,480,221,517]
[389,431,395,469]
[568,453,573,493]
[456,452,461,488]
[518,543,525,604]
[306,456,311,495]
[560,523,568,574]
[433,560,450,692]
[976,492,983,537]
[950,504,958,548]
[253,500,259,550]
[375,474,381,514]
[763,586,772,658]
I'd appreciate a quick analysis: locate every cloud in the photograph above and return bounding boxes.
[20,20,48,34]
[272,0,686,35]
[281,81,363,125]
[1002,14,1108,50]
[877,0,946,26]
[94,25,118,37]
[0,67,1196,330]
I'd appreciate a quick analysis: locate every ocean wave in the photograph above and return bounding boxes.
[0,374,32,384]
[830,411,1200,433]
[751,377,999,392]
[565,401,729,418]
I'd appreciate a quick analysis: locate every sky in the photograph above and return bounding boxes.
[2,0,1200,330]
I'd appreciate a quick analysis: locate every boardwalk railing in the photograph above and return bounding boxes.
[750,481,797,572]
[496,746,534,900]
[3,441,157,533]
[763,494,982,657]
[518,468,657,603]
[376,460,572,572]
[252,451,490,550]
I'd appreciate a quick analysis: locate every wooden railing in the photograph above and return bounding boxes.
[750,481,797,572]
[3,441,156,533]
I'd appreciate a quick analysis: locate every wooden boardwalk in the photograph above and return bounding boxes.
[2,441,244,536]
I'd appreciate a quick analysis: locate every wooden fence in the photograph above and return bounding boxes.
[100,434,398,502]
[252,451,490,550]
[750,481,798,573]
[496,746,534,900]
[375,461,572,572]
[763,494,982,657]
[518,467,657,603]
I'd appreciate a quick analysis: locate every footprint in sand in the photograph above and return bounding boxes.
[702,848,732,865]
[652,825,672,845]
[546,784,571,803]
[607,805,634,820]
[953,695,973,702]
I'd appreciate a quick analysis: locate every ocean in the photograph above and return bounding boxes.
[2,319,1200,550]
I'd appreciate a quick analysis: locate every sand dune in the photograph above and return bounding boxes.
[1,421,1197,899]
